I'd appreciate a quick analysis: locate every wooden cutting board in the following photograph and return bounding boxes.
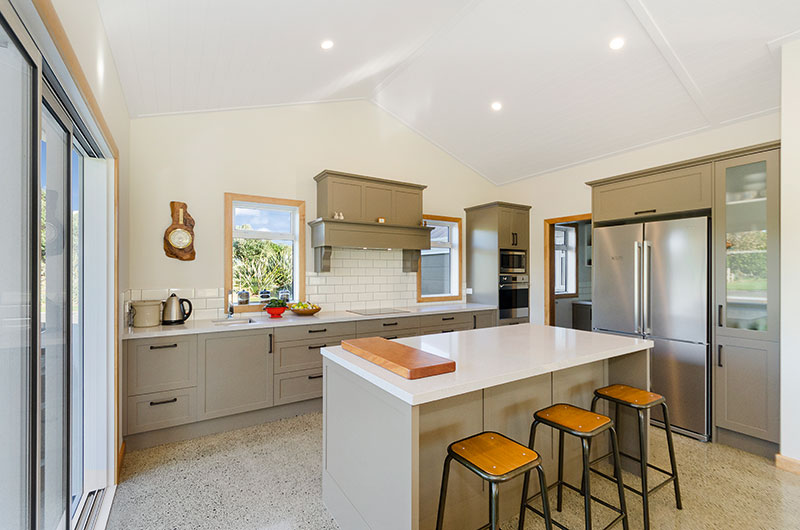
[341,337,456,379]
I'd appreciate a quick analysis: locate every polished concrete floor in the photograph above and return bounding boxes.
[108,412,800,530]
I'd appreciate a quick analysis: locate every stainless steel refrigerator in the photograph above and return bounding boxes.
[593,217,710,440]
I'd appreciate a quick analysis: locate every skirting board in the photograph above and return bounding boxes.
[776,453,800,475]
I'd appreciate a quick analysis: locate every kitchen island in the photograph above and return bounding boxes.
[321,324,652,530]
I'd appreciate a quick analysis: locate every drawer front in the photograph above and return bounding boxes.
[419,322,473,336]
[274,368,324,406]
[274,321,356,343]
[355,329,418,340]
[126,388,197,435]
[355,316,420,335]
[127,336,197,396]
[419,312,472,328]
[274,336,349,374]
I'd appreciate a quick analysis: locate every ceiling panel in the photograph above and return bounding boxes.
[97,0,473,116]
[375,0,708,183]
[638,0,800,123]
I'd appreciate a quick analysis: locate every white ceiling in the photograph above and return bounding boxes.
[97,0,800,184]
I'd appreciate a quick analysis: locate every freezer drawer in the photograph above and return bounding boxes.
[650,338,709,438]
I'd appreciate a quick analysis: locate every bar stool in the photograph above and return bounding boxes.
[520,404,628,530]
[590,385,682,530]
[436,431,553,530]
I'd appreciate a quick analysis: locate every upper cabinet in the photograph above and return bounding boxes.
[314,170,425,227]
[591,164,713,223]
[714,149,780,342]
[498,205,530,249]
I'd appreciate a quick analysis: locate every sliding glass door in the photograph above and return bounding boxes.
[0,7,40,530]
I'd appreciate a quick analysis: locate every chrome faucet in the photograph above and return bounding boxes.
[227,290,235,319]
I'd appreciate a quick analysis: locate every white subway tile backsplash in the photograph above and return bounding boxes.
[195,288,218,298]
[319,285,335,294]
[206,297,224,309]
[141,289,168,300]
[343,293,359,302]
[192,308,218,321]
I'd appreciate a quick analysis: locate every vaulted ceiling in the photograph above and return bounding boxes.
[97,0,800,184]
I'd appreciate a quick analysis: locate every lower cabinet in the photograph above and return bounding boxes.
[715,335,779,443]
[419,322,473,335]
[472,310,497,329]
[126,388,198,435]
[274,368,324,406]
[199,329,273,420]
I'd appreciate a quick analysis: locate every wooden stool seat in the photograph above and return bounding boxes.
[450,432,540,477]
[535,403,612,435]
[595,384,664,409]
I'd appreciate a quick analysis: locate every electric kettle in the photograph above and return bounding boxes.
[162,293,192,325]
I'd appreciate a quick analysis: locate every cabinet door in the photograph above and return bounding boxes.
[392,188,423,227]
[511,210,529,249]
[715,336,779,443]
[714,150,779,342]
[329,178,364,220]
[126,336,197,396]
[498,208,514,248]
[363,183,393,223]
[199,329,273,419]
[472,310,497,329]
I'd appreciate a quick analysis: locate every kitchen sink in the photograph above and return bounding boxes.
[211,318,256,325]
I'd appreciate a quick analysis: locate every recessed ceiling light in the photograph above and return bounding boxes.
[609,37,625,50]
[321,40,334,50]
[491,101,503,111]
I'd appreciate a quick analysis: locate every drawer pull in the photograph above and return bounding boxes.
[150,343,178,350]
[307,374,323,380]
[382,322,398,327]
[442,316,455,321]
[308,344,327,350]
[442,329,454,333]
[385,336,398,340]
[308,328,327,334]
[634,209,657,216]
[150,397,178,406]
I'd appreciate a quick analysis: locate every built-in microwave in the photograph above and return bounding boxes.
[500,250,527,273]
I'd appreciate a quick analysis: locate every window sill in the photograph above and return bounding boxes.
[554,293,578,299]
[417,294,462,303]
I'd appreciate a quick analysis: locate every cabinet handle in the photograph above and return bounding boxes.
[382,322,398,327]
[442,316,455,321]
[717,305,723,327]
[512,232,517,246]
[308,328,327,334]
[150,397,178,406]
[308,344,327,350]
[150,343,178,350]
[268,333,273,354]
[442,329,454,333]
[634,209,657,216]
[717,344,723,367]
[308,374,323,380]
[385,336,398,340]
[473,314,477,329]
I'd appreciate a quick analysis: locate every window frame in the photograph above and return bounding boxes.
[553,224,578,299]
[416,214,462,303]
[224,193,305,312]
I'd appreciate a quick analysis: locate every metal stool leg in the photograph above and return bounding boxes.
[435,455,452,530]
[661,403,683,510]
[637,409,650,530]
[557,430,565,512]
[518,469,531,530]
[537,466,554,530]
[609,426,629,530]
[581,438,592,530]
[489,482,500,530]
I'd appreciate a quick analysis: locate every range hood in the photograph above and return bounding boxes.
[309,170,434,273]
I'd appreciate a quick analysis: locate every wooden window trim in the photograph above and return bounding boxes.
[544,213,592,325]
[224,193,305,313]
[553,223,579,298]
[416,214,463,303]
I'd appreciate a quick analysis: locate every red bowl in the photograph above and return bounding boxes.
[265,306,286,318]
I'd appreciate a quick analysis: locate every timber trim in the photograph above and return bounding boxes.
[776,454,800,476]
[416,214,463,303]
[544,214,592,325]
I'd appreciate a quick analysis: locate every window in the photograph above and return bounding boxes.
[554,224,577,296]
[224,193,305,310]
[417,215,462,302]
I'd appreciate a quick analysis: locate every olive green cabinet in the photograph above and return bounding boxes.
[498,206,530,249]
[473,310,498,329]
[198,329,273,420]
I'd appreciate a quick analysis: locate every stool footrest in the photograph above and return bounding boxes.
[589,466,677,497]
[523,480,626,530]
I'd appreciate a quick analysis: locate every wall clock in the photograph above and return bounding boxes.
[163,201,196,261]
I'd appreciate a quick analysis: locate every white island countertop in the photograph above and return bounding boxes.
[122,302,496,340]
[321,324,653,405]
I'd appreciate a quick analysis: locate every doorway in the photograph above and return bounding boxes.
[544,214,592,327]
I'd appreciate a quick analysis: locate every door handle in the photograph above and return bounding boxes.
[385,336,398,340]
[634,209,657,216]
[642,240,652,334]
[307,374,323,380]
[150,343,178,350]
[634,241,642,333]
[268,333,273,354]
[308,344,327,350]
[717,344,723,367]
[150,398,178,406]
[717,305,723,327]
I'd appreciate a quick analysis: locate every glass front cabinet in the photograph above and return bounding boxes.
[713,148,780,443]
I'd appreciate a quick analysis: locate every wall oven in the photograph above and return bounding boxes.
[500,250,527,274]
[499,274,529,320]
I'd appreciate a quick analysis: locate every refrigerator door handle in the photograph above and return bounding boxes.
[642,240,652,334]
[634,241,642,333]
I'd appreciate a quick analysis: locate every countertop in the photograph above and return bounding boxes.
[122,303,496,340]
[321,324,652,405]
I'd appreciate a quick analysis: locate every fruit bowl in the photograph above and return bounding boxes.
[289,302,321,316]
[265,306,286,318]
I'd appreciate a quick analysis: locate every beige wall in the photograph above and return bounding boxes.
[780,40,800,462]
[127,100,495,290]
[495,112,780,324]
